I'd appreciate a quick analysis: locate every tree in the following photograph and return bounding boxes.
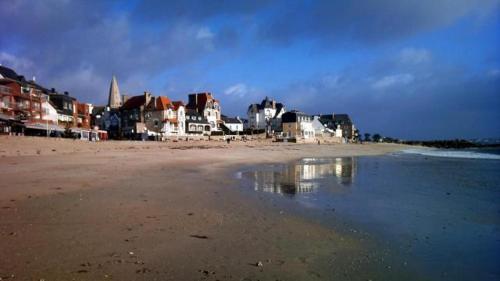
[372,133,381,142]
[364,133,371,142]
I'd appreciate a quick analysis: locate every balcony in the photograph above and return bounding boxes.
[0,85,12,94]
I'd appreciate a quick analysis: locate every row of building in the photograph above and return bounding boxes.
[0,65,358,142]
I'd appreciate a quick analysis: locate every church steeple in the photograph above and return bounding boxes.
[108,75,121,109]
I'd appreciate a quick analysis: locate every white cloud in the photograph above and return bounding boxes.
[399,48,431,64]
[0,52,35,75]
[196,27,214,40]
[372,73,414,89]
[224,83,248,97]
[487,68,500,77]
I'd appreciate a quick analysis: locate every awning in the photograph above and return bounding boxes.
[25,122,66,132]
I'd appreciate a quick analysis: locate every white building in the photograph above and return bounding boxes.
[247,97,285,134]
[41,98,58,124]
[221,115,243,133]
[186,92,221,132]
[281,111,315,140]
[145,96,186,137]
[312,116,334,136]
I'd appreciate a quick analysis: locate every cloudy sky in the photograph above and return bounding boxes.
[1,0,499,139]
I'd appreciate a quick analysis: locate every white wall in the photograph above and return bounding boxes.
[42,101,58,124]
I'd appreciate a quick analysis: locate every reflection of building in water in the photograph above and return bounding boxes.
[249,157,356,195]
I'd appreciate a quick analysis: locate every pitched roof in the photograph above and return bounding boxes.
[221,114,242,124]
[186,92,218,113]
[121,95,146,110]
[282,110,310,123]
[155,96,172,110]
[0,65,19,81]
[248,97,284,116]
[318,114,352,127]
[171,101,184,110]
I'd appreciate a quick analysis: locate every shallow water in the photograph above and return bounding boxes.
[237,152,500,281]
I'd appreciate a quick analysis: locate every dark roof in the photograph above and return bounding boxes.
[185,109,203,117]
[92,106,105,115]
[247,97,284,117]
[186,92,218,113]
[27,81,50,93]
[121,95,146,110]
[49,92,76,101]
[319,114,352,125]
[0,65,19,80]
[221,115,242,124]
[282,110,310,123]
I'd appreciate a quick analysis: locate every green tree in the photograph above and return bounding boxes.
[373,133,382,142]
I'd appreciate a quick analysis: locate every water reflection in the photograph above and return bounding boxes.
[244,157,356,195]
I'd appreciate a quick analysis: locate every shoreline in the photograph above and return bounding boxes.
[0,136,416,280]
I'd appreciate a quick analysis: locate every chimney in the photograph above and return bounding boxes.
[188,94,197,107]
[32,76,36,82]
[144,91,152,105]
[51,88,55,93]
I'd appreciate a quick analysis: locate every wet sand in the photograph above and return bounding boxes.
[0,136,412,280]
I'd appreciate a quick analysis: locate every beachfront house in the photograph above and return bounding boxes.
[318,113,356,142]
[120,92,152,139]
[281,110,315,141]
[311,115,334,137]
[247,97,285,135]
[185,109,211,135]
[186,92,221,132]
[0,65,50,135]
[221,115,243,134]
[144,96,186,138]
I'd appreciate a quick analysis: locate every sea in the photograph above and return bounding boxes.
[236,147,500,281]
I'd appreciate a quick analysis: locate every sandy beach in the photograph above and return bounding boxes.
[0,136,412,280]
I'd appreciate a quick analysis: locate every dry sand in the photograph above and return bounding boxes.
[0,136,415,280]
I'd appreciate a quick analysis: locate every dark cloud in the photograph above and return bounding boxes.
[258,0,499,45]
[0,0,218,103]
[132,0,271,22]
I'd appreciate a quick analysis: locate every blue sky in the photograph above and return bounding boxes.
[1,0,499,139]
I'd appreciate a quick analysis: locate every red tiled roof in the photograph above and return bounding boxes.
[155,96,172,110]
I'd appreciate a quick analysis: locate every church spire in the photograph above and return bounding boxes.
[108,75,121,109]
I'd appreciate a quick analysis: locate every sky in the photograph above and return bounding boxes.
[0,0,499,140]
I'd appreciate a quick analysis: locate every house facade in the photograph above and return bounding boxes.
[221,115,243,134]
[144,96,186,137]
[281,111,315,141]
[49,90,77,129]
[318,113,356,141]
[247,97,285,134]
[186,92,221,132]
[120,92,152,139]
[311,115,334,136]
[185,109,211,135]
[0,65,58,135]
